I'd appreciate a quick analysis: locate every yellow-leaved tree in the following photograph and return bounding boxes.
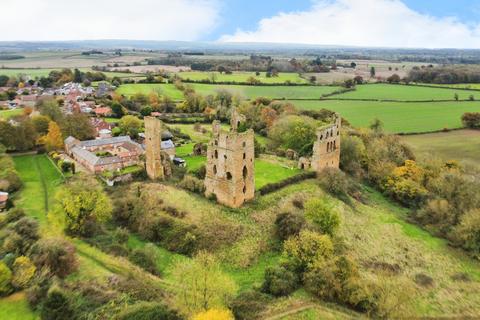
[171,251,237,316]
[43,121,64,151]
[192,308,234,320]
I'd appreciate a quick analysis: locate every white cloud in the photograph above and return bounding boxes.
[0,0,220,41]
[220,0,480,49]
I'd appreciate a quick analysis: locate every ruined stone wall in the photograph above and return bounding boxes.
[311,114,341,172]
[204,120,255,208]
[144,117,164,180]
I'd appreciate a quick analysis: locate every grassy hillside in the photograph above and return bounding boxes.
[116,83,184,99]
[0,109,23,120]
[402,129,480,167]
[288,100,480,133]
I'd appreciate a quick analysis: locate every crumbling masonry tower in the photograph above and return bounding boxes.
[311,114,341,172]
[204,110,255,208]
[145,116,165,180]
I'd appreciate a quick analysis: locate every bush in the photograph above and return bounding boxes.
[41,286,74,320]
[275,212,306,241]
[31,238,77,278]
[462,112,480,128]
[178,175,205,194]
[230,290,269,320]
[128,245,159,275]
[115,302,182,320]
[11,256,36,289]
[318,168,356,199]
[304,198,340,236]
[452,209,480,254]
[261,265,299,297]
[0,261,12,296]
[193,308,234,320]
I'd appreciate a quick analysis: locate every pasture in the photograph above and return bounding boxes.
[334,83,474,101]
[0,68,143,79]
[402,129,480,167]
[288,100,480,133]
[175,71,308,84]
[116,83,342,100]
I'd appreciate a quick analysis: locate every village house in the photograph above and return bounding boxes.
[0,192,8,211]
[94,106,112,117]
[64,136,144,174]
[90,118,113,138]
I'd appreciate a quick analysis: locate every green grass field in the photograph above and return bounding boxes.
[175,71,308,84]
[334,83,474,101]
[0,293,38,320]
[12,155,63,227]
[116,83,342,100]
[0,108,23,120]
[402,129,480,167]
[116,83,184,99]
[288,100,480,133]
[0,68,143,79]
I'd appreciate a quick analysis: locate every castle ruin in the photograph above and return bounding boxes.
[204,110,255,208]
[311,113,341,172]
[145,116,165,180]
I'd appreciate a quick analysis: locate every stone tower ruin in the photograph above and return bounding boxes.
[145,116,165,180]
[204,110,255,208]
[311,113,341,172]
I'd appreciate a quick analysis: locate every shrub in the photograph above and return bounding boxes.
[115,302,182,320]
[452,209,480,254]
[41,286,74,320]
[178,175,205,194]
[258,172,316,195]
[11,256,36,289]
[230,291,269,320]
[128,245,159,275]
[283,230,334,272]
[318,168,355,198]
[304,198,340,236]
[4,208,26,224]
[0,261,12,296]
[113,227,130,244]
[275,212,306,241]
[462,112,480,128]
[414,199,454,234]
[31,238,77,278]
[261,265,299,297]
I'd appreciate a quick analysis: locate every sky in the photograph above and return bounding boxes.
[2,0,480,48]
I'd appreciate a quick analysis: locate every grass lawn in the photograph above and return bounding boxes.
[0,292,39,320]
[402,129,480,167]
[116,83,184,100]
[0,108,23,120]
[116,83,342,100]
[175,71,308,84]
[334,83,474,101]
[12,155,63,228]
[288,100,480,133]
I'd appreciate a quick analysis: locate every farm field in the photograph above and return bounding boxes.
[288,100,480,133]
[0,68,144,79]
[116,83,342,99]
[175,71,308,84]
[402,129,480,167]
[333,83,475,101]
[116,83,184,99]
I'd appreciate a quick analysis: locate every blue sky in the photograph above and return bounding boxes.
[212,0,480,40]
[2,0,480,48]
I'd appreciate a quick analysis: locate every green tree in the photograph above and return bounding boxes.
[37,98,63,122]
[60,113,95,140]
[119,115,143,138]
[275,212,306,241]
[172,251,237,315]
[268,115,317,156]
[31,115,51,135]
[305,198,340,236]
[370,66,376,78]
[111,102,125,118]
[56,176,112,236]
[283,230,334,271]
